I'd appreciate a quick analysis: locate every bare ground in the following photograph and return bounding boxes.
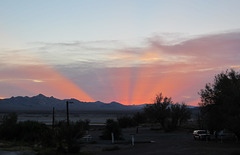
[81,127,240,155]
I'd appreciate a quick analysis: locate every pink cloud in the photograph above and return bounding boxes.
[1,32,240,106]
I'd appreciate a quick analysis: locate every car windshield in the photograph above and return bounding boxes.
[198,131,206,134]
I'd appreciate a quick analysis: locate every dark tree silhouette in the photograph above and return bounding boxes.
[171,103,191,129]
[144,93,171,130]
[55,120,87,153]
[0,114,54,146]
[132,112,146,125]
[0,113,18,140]
[117,116,137,128]
[199,69,240,139]
[144,93,191,131]
[0,113,88,153]
[100,119,122,140]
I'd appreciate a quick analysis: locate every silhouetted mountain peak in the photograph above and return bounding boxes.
[35,94,47,98]
[109,101,121,105]
[0,94,143,112]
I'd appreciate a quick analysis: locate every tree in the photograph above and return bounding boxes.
[55,120,86,153]
[199,69,240,139]
[1,113,17,126]
[132,112,146,125]
[0,114,54,146]
[117,116,137,128]
[171,103,191,129]
[0,113,18,140]
[17,121,53,144]
[144,93,172,130]
[100,119,122,140]
[144,93,191,131]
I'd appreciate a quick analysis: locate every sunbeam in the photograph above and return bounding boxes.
[1,51,94,101]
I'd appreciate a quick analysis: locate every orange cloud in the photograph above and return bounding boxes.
[2,32,240,107]
[19,65,94,101]
[230,65,240,69]
[0,51,94,102]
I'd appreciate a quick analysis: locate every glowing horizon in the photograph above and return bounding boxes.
[1,1,240,106]
[1,32,240,106]
[0,51,94,102]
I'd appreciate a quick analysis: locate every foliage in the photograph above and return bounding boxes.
[100,119,122,140]
[0,113,18,140]
[199,69,240,138]
[117,112,146,128]
[17,121,54,144]
[132,112,147,125]
[55,120,88,153]
[0,114,54,147]
[0,114,89,153]
[171,103,191,129]
[144,93,171,127]
[75,119,90,131]
[1,113,17,125]
[117,116,137,128]
[144,93,191,131]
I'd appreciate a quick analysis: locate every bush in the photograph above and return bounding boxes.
[144,93,191,131]
[17,121,52,143]
[75,119,90,131]
[0,113,88,152]
[0,114,54,147]
[132,112,146,125]
[0,113,18,140]
[117,116,137,128]
[55,120,86,153]
[100,119,122,140]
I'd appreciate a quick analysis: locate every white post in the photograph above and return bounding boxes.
[132,135,135,146]
[111,132,114,144]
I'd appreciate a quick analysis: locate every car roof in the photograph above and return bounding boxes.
[194,130,206,132]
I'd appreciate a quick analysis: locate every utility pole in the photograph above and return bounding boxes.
[52,107,55,129]
[66,101,73,126]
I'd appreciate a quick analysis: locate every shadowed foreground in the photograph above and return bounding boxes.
[82,128,240,155]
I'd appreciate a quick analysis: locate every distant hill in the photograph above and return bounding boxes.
[0,94,143,112]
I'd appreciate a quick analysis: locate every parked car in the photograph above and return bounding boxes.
[193,130,210,140]
[218,129,237,141]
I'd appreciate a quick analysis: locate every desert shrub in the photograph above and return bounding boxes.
[117,116,137,128]
[144,93,191,131]
[100,119,122,140]
[132,112,146,125]
[17,121,51,143]
[0,113,18,140]
[55,120,85,153]
[0,114,54,146]
[0,114,88,153]
[75,119,90,131]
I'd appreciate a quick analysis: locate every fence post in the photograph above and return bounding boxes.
[111,132,114,144]
[131,134,135,146]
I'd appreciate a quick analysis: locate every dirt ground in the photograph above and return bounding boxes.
[81,127,240,155]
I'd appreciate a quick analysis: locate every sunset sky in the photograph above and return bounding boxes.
[1,0,240,106]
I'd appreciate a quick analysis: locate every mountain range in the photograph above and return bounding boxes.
[0,94,144,112]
